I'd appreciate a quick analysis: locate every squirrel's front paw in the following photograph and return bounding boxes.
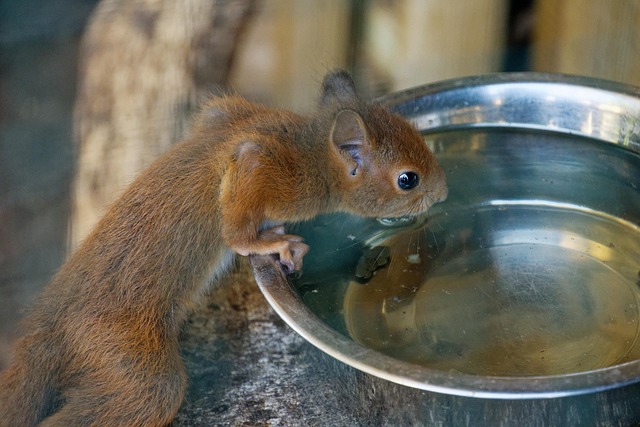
[278,240,309,273]
[258,226,309,273]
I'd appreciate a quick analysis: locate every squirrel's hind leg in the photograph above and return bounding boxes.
[39,358,187,427]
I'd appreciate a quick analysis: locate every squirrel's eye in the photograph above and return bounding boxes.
[398,171,419,190]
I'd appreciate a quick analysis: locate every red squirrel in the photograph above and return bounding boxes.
[0,70,447,426]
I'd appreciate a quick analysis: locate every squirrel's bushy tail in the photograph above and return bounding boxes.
[0,333,62,427]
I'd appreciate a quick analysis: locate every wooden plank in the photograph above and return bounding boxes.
[361,0,509,93]
[534,0,640,86]
[229,0,350,111]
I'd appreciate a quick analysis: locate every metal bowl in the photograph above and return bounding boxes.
[251,73,640,400]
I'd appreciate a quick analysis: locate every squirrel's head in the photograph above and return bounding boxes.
[319,70,448,219]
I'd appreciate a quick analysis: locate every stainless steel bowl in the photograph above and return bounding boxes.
[251,73,640,402]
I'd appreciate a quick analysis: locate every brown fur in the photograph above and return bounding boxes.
[0,70,447,426]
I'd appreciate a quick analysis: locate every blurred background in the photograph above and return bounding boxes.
[1,0,639,372]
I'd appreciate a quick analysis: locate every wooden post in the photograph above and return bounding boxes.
[534,0,640,86]
[360,0,509,93]
[229,0,351,111]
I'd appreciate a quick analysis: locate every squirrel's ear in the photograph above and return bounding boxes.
[320,70,358,106]
[330,110,369,176]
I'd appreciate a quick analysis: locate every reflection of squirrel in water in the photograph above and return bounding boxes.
[0,70,447,426]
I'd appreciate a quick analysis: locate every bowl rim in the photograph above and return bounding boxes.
[382,71,640,155]
[251,72,640,399]
[252,254,640,399]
